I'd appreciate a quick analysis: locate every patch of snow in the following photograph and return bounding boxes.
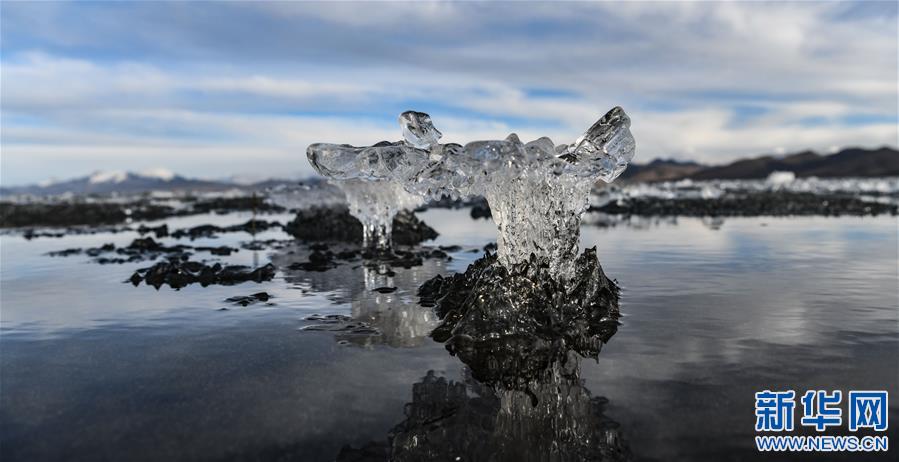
[766,171,796,186]
[89,171,128,184]
[228,174,266,186]
[139,168,176,181]
[38,177,61,188]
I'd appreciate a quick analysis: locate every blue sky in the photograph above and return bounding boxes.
[1,1,897,185]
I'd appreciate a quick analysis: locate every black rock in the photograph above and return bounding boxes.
[226,291,273,306]
[0,201,176,228]
[47,247,83,257]
[419,248,620,389]
[195,246,238,256]
[137,224,169,238]
[470,202,492,220]
[130,261,275,289]
[284,206,438,245]
[372,286,397,294]
[595,191,898,217]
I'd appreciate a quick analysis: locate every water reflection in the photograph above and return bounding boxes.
[272,243,447,347]
[338,330,628,461]
[335,244,626,461]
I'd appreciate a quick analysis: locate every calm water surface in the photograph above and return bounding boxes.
[1,210,897,461]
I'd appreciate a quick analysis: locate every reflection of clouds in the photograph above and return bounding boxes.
[580,215,898,379]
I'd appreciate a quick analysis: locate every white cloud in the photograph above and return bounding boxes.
[1,1,896,184]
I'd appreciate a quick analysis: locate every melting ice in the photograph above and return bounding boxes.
[307,107,636,274]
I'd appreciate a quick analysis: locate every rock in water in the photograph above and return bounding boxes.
[129,261,275,289]
[284,206,437,246]
[419,247,620,383]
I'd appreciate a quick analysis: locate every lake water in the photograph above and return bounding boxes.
[1,209,897,461]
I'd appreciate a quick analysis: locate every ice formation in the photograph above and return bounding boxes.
[338,179,425,250]
[269,179,426,250]
[307,108,635,275]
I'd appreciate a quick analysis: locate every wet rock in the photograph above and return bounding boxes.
[86,243,120,257]
[287,249,339,272]
[169,220,282,240]
[595,191,899,217]
[49,236,239,264]
[372,286,397,294]
[391,210,439,246]
[130,261,275,289]
[13,225,135,240]
[0,201,176,228]
[361,248,425,269]
[23,230,67,239]
[225,291,273,306]
[419,248,619,388]
[137,224,169,238]
[194,246,238,256]
[241,239,290,251]
[171,224,221,240]
[469,201,492,220]
[47,247,83,257]
[284,206,437,246]
[184,196,285,215]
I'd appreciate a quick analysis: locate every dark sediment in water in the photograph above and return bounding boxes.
[278,240,452,273]
[180,196,284,215]
[47,237,237,263]
[0,201,176,227]
[596,191,898,217]
[129,261,275,289]
[137,224,169,238]
[225,292,274,306]
[170,219,283,239]
[284,206,437,246]
[0,196,284,230]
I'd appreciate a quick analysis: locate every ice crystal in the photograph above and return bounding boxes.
[338,179,424,250]
[307,107,635,274]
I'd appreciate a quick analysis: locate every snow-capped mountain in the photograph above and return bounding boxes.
[1,169,236,196]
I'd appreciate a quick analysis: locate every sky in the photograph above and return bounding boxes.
[1,1,897,186]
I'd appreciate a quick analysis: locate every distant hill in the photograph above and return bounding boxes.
[0,169,301,197]
[619,159,705,182]
[624,146,898,182]
[4,146,896,196]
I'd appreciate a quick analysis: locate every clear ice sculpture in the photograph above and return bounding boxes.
[338,179,424,250]
[307,108,635,277]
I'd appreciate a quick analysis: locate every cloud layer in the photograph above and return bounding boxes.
[2,1,896,185]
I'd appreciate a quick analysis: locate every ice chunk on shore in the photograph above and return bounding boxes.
[306,107,636,272]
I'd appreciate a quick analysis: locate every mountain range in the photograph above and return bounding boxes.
[619,146,898,183]
[2,147,896,196]
[0,169,299,197]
